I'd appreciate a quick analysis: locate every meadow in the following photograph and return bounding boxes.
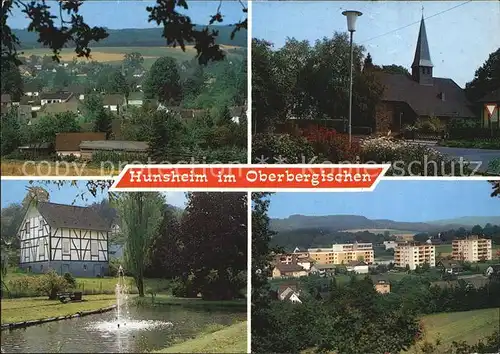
[406,308,500,353]
[20,45,245,68]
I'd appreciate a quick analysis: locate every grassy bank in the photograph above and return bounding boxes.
[1,294,116,324]
[135,294,247,311]
[153,321,247,353]
[407,308,500,353]
[0,159,119,176]
[4,270,171,297]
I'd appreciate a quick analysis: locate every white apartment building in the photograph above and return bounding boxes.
[452,237,492,262]
[394,243,435,270]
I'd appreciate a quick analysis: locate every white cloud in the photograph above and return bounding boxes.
[162,192,187,209]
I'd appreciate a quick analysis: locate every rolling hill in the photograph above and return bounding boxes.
[269,214,474,233]
[12,25,247,50]
[427,216,500,227]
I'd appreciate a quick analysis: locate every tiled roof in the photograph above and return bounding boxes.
[378,72,476,118]
[39,101,81,115]
[55,132,107,151]
[37,202,110,231]
[40,91,73,101]
[79,140,149,152]
[275,263,304,273]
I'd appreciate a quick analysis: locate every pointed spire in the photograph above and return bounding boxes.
[411,16,433,69]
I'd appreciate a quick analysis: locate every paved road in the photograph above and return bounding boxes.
[432,146,500,174]
[405,141,499,173]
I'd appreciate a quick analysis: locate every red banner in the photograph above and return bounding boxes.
[110,164,389,191]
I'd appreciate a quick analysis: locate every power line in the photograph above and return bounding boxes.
[359,0,473,45]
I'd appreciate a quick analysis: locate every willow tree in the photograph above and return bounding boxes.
[114,192,164,297]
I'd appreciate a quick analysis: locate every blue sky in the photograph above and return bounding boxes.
[268,180,499,222]
[0,181,187,209]
[9,1,247,29]
[253,1,500,88]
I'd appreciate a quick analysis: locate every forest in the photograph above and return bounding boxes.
[11,25,247,49]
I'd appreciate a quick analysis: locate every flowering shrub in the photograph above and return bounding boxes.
[253,133,316,163]
[360,136,472,176]
[302,126,361,163]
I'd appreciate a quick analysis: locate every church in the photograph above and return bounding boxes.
[374,16,477,133]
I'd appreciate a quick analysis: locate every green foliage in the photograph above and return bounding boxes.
[1,109,21,156]
[252,133,316,164]
[122,52,144,74]
[143,57,181,104]
[35,270,70,300]
[181,193,247,300]
[27,112,81,144]
[252,34,383,133]
[171,276,198,298]
[1,60,23,100]
[63,272,77,288]
[114,192,164,297]
[465,48,500,102]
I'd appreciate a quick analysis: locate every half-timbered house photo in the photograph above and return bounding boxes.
[18,200,110,277]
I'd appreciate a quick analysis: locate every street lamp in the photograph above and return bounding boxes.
[342,10,362,146]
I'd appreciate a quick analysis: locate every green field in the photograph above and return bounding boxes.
[407,308,500,353]
[153,321,247,353]
[20,46,245,68]
[4,269,170,297]
[1,294,116,324]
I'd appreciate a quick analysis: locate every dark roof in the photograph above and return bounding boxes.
[275,263,304,273]
[437,260,462,269]
[64,84,86,94]
[370,275,390,284]
[412,16,433,68]
[128,92,144,101]
[461,276,489,289]
[37,202,110,231]
[79,140,149,152]
[39,101,81,115]
[103,94,125,106]
[55,132,107,151]
[378,72,476,118]
[477,88,500,103]
[40,91,73,101]
[1,94,11,104]
[23,82,40,92]
[278,284,297,297]
[430,280,459,289]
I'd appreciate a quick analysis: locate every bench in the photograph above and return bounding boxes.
[57,291,83,303]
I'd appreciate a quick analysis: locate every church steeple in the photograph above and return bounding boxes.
[411,15,434,85]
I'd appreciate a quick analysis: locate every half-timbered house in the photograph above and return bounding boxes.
[18,201,110,277]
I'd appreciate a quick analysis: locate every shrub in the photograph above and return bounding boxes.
[7,276,40,298]
[63,272,77,288]
[302,126,361,163]
[171,276,198,298]
[35,270,70,300]
[252,133,316,164]
[91,150,150,164]
[360,136,471,176]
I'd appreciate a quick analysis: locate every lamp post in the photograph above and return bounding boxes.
[342,10,362,146]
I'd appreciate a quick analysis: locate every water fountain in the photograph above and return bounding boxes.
[87,265,173,352]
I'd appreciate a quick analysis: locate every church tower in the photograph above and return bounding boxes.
[411,15,434,85]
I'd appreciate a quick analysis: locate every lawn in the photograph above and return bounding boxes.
[153,321,247,353]
[138,294,247,311]
[0,159,120,177]
[4,269,171,297]
[406,308,500,353]
[0,294,116,324]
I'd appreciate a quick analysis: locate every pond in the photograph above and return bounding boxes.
[0,305,246,353]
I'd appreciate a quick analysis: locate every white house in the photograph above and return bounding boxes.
[279,286,302,304]
[18,201,110,277]
[346,261,369,274]
[383,241,398,250]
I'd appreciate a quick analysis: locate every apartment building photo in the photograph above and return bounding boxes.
[308,242,374,265]
[452,236,492,262]
[394,243,436,270]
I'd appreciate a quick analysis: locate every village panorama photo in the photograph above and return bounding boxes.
[0,180,248,353]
